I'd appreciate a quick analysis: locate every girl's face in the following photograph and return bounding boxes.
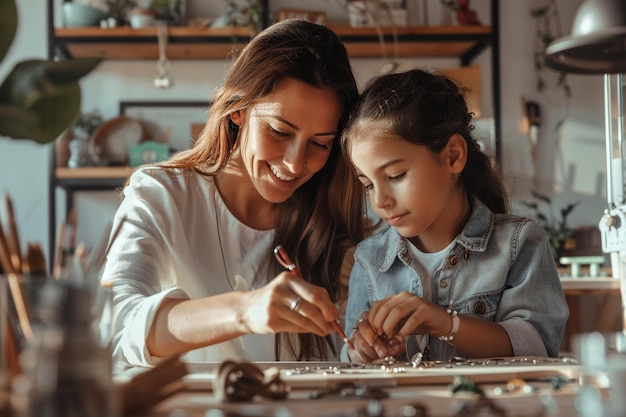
[350,132,467,252]
[232,77,341,203]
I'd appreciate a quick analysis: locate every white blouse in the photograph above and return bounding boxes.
[102,166,284,372]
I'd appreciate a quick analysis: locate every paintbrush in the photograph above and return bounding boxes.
[4,193,22,273]
[52,220,66,280]
[4,317,22,380]
[0,217,23,379]
[273,245,356,350]
[22,243,48,276]
[0,220,14,276]
[70,242,87,283]
[0,220,34,343]
[66,206,77,252]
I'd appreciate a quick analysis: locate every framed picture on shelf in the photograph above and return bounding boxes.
[119,101,211,152]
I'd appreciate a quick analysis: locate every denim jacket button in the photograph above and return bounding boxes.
[439,281,448,288]
[473,300,486,315]
[449,255,458,266]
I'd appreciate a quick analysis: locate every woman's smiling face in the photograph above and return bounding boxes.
[231,77,342,203]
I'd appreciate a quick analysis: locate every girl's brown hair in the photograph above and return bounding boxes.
[342,68,509,214]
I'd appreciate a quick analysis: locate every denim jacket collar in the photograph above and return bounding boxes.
[379,196,494,272]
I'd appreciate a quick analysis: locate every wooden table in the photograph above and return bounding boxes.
[146,382,583,417]
[118,359,588,417]
[559,276,622,352]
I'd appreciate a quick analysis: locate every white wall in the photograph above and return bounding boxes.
[0,2,51,261]
[499,0,607,230]
[0,0,607,264]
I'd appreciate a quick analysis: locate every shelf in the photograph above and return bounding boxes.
[335,24,492,62]
[55,167,134,189]
[560,277,619,294]
[47,0,501,273]
[53,26,251,60]
[52,24,493,60]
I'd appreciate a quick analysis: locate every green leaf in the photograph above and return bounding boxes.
[564,83,572,97]
[561,203,579,219]
[0,104,38,137]
[0,59,101,107]
[555,118,566,131]
[537,79,545,92]
[0,0,17,63]
[530,7,549,18]
[531,189,551,203]
[541,34,555,45]
[0,85,81,143]
[521,202,539,211]
[0,58,101,143]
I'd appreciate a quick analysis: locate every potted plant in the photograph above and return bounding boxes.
[222,0,263,36]
[56,109,104,167]
[521,190,579,264]
[0,0,101,144]
[105,0,138,25]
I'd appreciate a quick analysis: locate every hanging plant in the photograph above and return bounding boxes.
[530,0,571,101]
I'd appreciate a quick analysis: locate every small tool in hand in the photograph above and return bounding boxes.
[273,245,355,350]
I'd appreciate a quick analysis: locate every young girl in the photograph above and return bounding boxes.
[340,68,569,363]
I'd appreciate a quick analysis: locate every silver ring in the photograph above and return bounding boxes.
[289,296,303,312]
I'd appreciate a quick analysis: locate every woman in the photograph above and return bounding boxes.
[102,19,367,372]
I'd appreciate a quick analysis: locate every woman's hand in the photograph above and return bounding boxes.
[240,271,338,336]
[147,271,339,358]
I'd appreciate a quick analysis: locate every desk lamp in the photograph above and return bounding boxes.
[544,0,626,326]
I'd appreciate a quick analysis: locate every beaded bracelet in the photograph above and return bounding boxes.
[438,309,459,342]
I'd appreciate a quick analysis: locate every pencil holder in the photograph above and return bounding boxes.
[1,275,118,417]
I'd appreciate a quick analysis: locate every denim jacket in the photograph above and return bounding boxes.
[342,197,569,362]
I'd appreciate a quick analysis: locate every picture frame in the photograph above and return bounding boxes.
[119,101,211,152]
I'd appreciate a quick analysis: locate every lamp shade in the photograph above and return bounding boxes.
[544,0,626,74]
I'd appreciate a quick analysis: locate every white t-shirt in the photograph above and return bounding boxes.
[406,239,454,358]
[102,166,289,372]
[406,239,455,301]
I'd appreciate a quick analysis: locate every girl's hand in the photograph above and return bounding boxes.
[369,292,451,341]
[240,271,337,336]
[348,311,403,362]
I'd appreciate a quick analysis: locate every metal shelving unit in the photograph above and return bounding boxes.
[46,0,501,269]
